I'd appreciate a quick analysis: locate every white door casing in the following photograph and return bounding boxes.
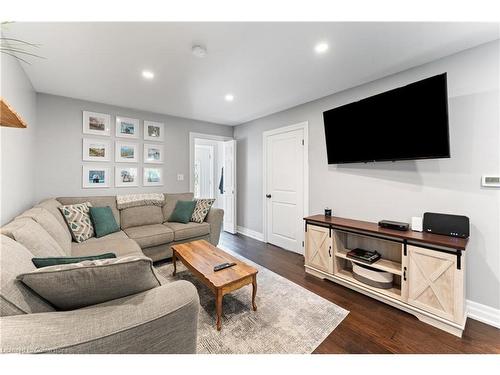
[263,122,308,254]
[223,140,237,234]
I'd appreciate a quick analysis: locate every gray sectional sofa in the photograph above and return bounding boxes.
[0,192,224,353]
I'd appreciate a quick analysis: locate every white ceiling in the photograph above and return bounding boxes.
[4,22,499,125]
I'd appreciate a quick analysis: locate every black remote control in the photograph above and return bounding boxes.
[213,262,236,272]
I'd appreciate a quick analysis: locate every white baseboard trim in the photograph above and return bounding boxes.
[467,300,500,329]
[237,226,265,242]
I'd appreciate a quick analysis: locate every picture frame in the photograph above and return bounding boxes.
[82,138,111,162]
[143,167,163,186]
[82,165,110,188]
[143,143,164,164]
[83,111,111,136]
[115,116,139,139]
[115,166,139,187]
[115,141,139,163]
[143,120,164,141]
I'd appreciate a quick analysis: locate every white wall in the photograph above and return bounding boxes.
[34,93,233,201]
[0,54,37,225]
[234,41,500,310]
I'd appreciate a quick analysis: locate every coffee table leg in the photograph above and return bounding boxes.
[172,250,177,276]
[252,274,257,311]
[216,289,223,331]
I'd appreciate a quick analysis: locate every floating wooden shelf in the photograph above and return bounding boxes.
[1,98,27,128]
[335,248,402,275]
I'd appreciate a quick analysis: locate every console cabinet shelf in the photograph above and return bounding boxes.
[304,215,468,337]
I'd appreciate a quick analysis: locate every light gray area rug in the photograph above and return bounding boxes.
[156,251,348,354]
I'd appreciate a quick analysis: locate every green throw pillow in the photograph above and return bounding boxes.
[32,253,117,268]
[89,206,120,238]
[168,200,197,224]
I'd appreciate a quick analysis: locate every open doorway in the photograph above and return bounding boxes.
[189,133,237,234]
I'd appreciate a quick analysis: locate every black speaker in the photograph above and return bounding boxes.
[423,212,470,238]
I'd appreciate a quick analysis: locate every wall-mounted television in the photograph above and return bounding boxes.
[323,73,450,164]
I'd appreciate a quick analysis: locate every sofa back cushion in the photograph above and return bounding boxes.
[120,206,164,229]
[57,196,120,226]
[0,235,55,316]
[35,199,72,240]
[17,256,161,310]
[17,207,72,255]
[1,218,66,257]
[162,193,194,222]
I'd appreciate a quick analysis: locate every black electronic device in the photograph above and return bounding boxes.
[346,248,381,264]
[323,73,450,164]
[423,212,470,238]
[213,262,237,272]
[378,220,410,231]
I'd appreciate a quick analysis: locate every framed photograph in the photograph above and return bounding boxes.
[82,165,110,188]
[83,111,111,136]
[144,121,164,141]
[143,167,163,186]
[115,116,139,138]
[115,141,139,163]
[82,138,111,161]
[143,143,164,164]
[115,166,138,187]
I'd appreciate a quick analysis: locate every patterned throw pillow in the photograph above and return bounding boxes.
[190,199,215,223]
[59,202,94,243]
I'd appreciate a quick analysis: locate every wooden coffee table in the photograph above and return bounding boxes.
[171,240,258,330]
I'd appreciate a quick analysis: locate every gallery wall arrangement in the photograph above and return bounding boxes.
[82,110,164,189]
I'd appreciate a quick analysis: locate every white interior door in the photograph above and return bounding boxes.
[194,144,214,198]
[223,140,237,234]
[265,127,305,253]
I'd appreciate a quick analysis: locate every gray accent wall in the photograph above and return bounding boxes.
[234,40,500,310]
[34,94,233,201]
[0,54,37,225]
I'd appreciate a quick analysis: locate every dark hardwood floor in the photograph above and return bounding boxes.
[219,232,500,354]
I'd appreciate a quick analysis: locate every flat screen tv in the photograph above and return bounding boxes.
[323,73,450,164]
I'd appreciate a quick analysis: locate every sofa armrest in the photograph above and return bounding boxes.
[205,208,224,245]
[0,280,199,354]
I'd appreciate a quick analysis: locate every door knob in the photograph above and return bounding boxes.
[266,194,272,198]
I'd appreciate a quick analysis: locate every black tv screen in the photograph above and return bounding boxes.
[323,73,450,164]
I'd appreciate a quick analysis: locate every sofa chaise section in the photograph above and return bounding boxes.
[1,279,199,354]
[0,225,199,353]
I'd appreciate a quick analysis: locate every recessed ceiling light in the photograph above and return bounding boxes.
[224,94,234,102]
[314,42,329,54]
[142,70,154,79]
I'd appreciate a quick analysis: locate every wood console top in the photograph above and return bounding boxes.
[304,215,468,250]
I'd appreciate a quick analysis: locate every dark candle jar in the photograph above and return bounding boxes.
[324,208,332,216]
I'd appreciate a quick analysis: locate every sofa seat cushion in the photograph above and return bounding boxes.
[17,207,72,255]
[120,205,164,229]
[163,222,210,241]
[0,235,55,316]
[124,224,174,249]
[1,218,66,257]
[84,230,129,241]
[71,238,142,258]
